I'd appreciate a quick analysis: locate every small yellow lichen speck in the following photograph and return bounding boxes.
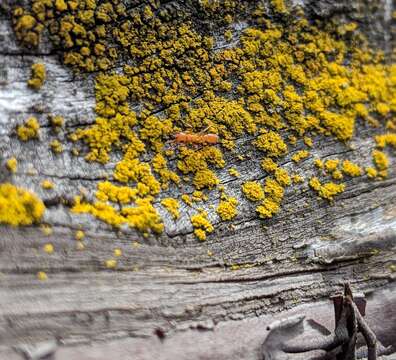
[228,168,240,177]
[37,271,48,281]
[75,230,85,241]
[114,248,122,257]
[28,63,46,89]
[105,259,117,269]
[50,140,63,153]
[43,243,54,254]
[41,180,54,190]
[6,158,18,173]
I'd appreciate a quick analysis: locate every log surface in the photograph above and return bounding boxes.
[0,0,396,359]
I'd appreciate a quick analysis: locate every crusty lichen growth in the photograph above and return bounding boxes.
[17,117,40,141]
[341,160,362,177]
[0,183,45,226]
[161,198,180,220]
[309,177,345,201]
[191,211,214,241]
[11,0,396,240]
[6,158,18,173]
[242,181,264,201]
[28,63,46,89]
[216,197,238,221]
[292,150,309,163]
[372,150,389,178]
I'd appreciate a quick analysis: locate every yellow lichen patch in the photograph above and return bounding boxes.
[372,150,389,177]
[41,180,54,190]
[50,115,64,128]
[193,169,220,190]
[291,174,304,184]
[332,170,343,180]
[6,158,18,173]
[309,177,345,201]
[261,158,278,173]
[0,183,45,226]
[105,259,117,269]
[271,0,288,14]
[292,150,309,163]
[274,167,291,187]
[37,271,48,281]
[43,243,54,254]
[17,117,40,141]
[324,159,340,173]
[28,63,46,89]
[255,177,286,219]
[254,131,288,157]
[41,224,53,236]
[161,198,180,220]
[242,181,264,201]
[366,167,378,178]
[75,230,85,241]
[375,133,396,149]
[228,168,240,177]
[314,159,324,169]
[216,197,238,221]
[114,248,122,257]
[341,160,362,177]
[50,140,63,154]
[191,211,213,241]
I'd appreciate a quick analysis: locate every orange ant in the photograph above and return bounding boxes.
[173,125,219,146]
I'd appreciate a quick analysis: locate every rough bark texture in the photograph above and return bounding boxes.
[0,0,396,359]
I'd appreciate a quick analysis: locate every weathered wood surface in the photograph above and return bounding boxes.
[0,0,396,359]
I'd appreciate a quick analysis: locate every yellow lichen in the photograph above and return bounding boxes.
[216,197,238,221]
[105,259,117,269]
[6,158,18,173]
[366,167,378,178]
[0,183,45,226]
[161,197,180,220]
[372,150,389,171]
[191,211,213,241]
[43,243,54,254]
[228,168,240,177]
[28,63,46,89]
[341,160,362,177]
[324,159,340,173]
[75,230,85,241]
[37,271,48,281]
[11,1,396,239]
[41,180,54,190]
[242,181,264,201]
[375,133,396,149]
[292,150,309,163]
[114,248,122,257]
[309,177,345,201]
[50,140,63,153]
[17,117,40,141]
